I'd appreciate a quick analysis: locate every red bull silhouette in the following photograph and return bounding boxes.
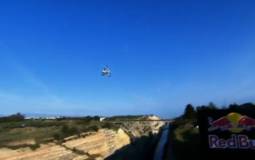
[208,116,233,132]
[238,116,255,131]
[209,112,255,133]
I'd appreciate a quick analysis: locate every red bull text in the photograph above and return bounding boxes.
[209,134,255,149]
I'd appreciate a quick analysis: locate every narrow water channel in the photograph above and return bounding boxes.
[153,124,170,160]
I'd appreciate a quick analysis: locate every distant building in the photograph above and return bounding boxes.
[147,115,161,121]
[44,116,57,120]
[25,116,58,120]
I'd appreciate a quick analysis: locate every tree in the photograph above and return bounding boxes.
[8,112,25,121]
[208,102,217,109]
[229,103,239,110]
[183,104,196,119]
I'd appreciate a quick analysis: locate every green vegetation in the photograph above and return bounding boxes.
[0,115,120,150]
[171,120,200,160]
[0,113,25,123]
[0,114,151,150]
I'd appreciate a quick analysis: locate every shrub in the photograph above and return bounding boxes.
[30,143,40,150]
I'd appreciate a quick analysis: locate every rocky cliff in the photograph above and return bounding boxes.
[0,116,164,160]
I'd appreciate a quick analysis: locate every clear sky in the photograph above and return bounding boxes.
[0,0,255,118]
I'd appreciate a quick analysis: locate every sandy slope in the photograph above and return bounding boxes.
[0,129,130,160]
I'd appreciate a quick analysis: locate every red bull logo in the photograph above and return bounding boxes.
[208,112,255,133]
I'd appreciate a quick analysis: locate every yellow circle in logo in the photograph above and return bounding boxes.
[226,112,242,125]
[226,112,243,133]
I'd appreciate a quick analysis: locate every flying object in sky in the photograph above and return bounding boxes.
[101,66,111,77]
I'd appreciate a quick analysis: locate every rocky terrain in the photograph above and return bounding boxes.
[0,116,164,160]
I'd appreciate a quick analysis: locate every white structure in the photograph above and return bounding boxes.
[100,117,106,122]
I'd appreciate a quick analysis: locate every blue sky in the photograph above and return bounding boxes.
[0,0,255,118]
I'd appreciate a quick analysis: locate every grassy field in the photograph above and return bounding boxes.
[170,119,200,160]
[163,120,200,160]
